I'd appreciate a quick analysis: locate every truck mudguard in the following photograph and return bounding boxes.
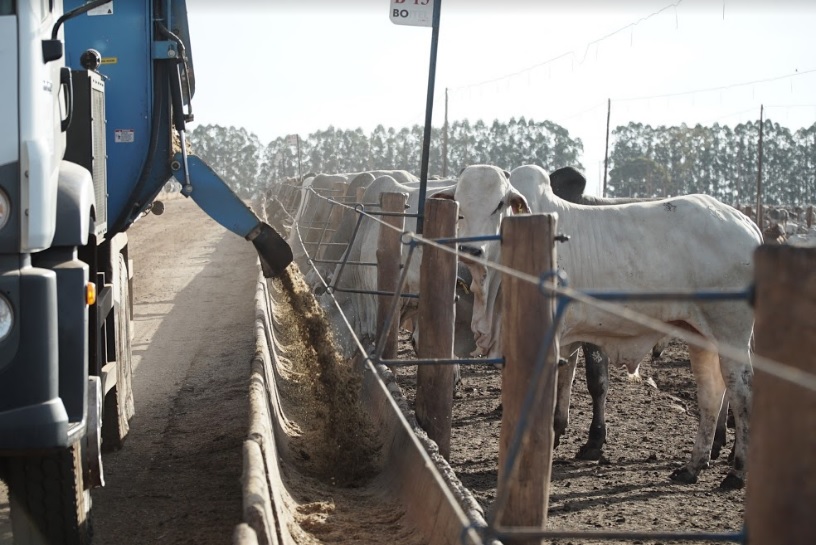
[52,160,96,247]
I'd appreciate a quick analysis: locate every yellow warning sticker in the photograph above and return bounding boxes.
[101,57,118,65]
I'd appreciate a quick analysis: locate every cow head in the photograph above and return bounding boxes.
[430,165,530,357]
[432,165,529,261]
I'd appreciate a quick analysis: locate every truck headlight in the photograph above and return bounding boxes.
[0,188,9,230]
[0,294,12,342]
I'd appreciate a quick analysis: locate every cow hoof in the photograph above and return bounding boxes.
[576,444,604,461]
[669,467,698,484]
[711,444,723,460]
[719,473,745,490]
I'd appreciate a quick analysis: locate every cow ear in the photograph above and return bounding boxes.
[430,187,456,200]
[507,187,530,214]
[550,167,586,203]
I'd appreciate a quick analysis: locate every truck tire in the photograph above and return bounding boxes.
[102,253,135,451]
[3,442,92,545]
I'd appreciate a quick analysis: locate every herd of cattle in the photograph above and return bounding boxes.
[262,164,810,492]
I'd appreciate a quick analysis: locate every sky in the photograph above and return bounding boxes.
[185,0,816,196]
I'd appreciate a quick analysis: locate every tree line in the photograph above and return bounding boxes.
[609,120,816,206]
[188,118,815,205]
[188,118,582,198]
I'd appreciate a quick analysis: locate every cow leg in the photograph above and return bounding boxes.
[651,336,669,360]
[711,398,729,460]
[718,356,753,490]
[553,344,580,450]
[669,345,725,484]
[576,343,608,461]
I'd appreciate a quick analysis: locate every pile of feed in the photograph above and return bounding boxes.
[266,265,424,545]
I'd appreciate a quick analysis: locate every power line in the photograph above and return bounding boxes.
[449,0,685,94]
[696,104,816,126]
[445,2,816,121]
[764,103,816,109]
[575,1,682,65]
[614,68,816,103]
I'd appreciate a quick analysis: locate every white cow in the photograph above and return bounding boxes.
[512,165,676,461]
[298,170,426,286]
[287,173,348,267]
[322,174,472,362]
[432,164,761,489]
[321,170,423,266]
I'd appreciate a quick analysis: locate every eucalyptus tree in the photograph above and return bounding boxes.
[793,123,816,204]
[189,124,263,198]
[758,121,798,205]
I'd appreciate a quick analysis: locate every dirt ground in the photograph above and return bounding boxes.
[80,195,251,543]
[394,333,746,543]
[88,196,257,544]
[1,196,255,545]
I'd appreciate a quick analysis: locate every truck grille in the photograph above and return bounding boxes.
[65,70,108,238]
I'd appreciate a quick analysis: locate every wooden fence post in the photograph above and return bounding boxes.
[376,192,407,358]
[746,245,816,545]
[415,198,459,460]
[496,214,558,542]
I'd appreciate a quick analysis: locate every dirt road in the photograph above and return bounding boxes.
[92,196,258,544]
[0,196,258,544]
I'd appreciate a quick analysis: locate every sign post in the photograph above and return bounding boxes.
[389,0,441,234]
[286,134,302,181]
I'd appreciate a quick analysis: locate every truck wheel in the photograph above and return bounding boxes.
[102,253,135,451]
[3,441,92,545]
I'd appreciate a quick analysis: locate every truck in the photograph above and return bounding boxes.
[0,1,292,543]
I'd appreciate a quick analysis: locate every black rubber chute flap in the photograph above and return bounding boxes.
[250,223,293,278]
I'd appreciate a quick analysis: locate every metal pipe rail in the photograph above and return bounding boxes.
[306,197,420,301]
[378,357,505,367]
[326,287,419,299]
[488,527,744,543]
